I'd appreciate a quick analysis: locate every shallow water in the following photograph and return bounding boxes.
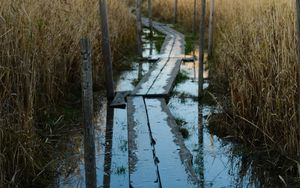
[54,28,291,188]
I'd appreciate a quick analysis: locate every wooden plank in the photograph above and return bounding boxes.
[132,58,169,95]
[127,97,159,187]
[80,38,97,188]
[145,98,198,187]
[110,91,130,109]
[147,58,181,96]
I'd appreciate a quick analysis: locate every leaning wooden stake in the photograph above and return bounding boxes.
[198,0,206,97]
[296,0,300,155]
[148,0,153,34]
[192,0,197,35]
[136,0,143,57]
[80,38,97,188]
[173,0,178,24]
[208,0,215,58]
[99,0,115,101]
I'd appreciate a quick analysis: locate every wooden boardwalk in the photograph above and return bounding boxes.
[127,18,199,187]
[132,18,185,97]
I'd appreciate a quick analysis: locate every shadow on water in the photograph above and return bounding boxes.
[54,27,299,188]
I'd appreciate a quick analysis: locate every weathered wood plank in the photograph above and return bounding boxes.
[132,18,185,97]
[132,58,169,95]
[80,38,97,188]
[147,58,181,96]
[145,98,198,187]
[110,91,130,109]
[127,97,159,187]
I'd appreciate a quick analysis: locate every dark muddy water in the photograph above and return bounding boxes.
[54,28,289,188]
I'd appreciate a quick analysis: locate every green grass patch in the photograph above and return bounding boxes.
[180,128,189,139]
[175,117,188,126]
[175,70,189,85]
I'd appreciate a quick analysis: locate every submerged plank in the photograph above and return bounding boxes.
[145,98,198,188]
[127,97,159,187]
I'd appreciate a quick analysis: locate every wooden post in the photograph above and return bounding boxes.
[208,0,215,59]
[136,0,143,57]
[173,0,178,24]
[296,0,300,154]
[80,38,97,188]
[192,0,197,35]
[198,0,206,97]
[148,0,153,35]
[192,0,197,58]
[99,0,115,101]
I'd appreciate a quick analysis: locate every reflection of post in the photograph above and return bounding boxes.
[198,0,206,97]
[208,0,215,59]
[99,0,115,101]
[103,104,114,188]
[80,38,97,188]
[136,0,143,57]
[198,104,204,188]
[138,62,143,80]
[149,37,153,56]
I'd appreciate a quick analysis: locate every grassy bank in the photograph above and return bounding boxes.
[0,0,136,186]
[150,0,299,157]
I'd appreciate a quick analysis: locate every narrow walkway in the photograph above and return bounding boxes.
[132,19,185,97]
[127,18,199,187]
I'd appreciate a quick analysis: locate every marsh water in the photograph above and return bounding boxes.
[53,28,291,188]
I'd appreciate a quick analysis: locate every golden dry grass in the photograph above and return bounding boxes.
[0,0,136,186]
[151,0,299,155]
[213,0,298,154]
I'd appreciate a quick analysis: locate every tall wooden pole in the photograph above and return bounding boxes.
[198,0,206,97]
[208,0,215,59]
[192,0,197,58]
[136,0,143,57]
[173,0,178,24]
[80,38,97,188]
[99,0,115,101]
[148,0,153,33]
[296,0,300,154]
[192,0,197,35]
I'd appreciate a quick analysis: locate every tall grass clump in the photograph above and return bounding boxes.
[0,0,136,186]
[150,0,204,31]
[150,0,299,155]
[212,0,298,155]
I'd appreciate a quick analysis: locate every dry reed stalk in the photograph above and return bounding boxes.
[151,0,299,155]
[0,0,136,186]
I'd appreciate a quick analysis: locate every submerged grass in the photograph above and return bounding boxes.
[0,0,136,186]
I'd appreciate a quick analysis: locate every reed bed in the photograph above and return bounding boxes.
[0,0,136,186]
[213,0,298,155]
[151,0,299,154]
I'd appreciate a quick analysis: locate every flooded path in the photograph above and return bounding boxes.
[54,25,289,188]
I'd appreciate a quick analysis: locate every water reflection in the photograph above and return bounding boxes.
[103,104,114,188]
[198,107,204,188]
